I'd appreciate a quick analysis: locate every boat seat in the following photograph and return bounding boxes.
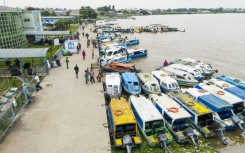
[145,129,153,136]
[154,127,165,135]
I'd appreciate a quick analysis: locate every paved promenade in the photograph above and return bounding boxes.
[0,25,110,153]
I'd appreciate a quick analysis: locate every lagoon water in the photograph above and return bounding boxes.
[117,14,245,81]
[117,14,245,152]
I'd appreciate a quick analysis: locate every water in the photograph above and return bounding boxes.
[116,14,245,152]
[117,14,245,80]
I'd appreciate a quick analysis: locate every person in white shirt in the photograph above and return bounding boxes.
[34,74,42,91]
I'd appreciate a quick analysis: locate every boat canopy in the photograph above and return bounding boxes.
[110,98,137,126]
[150,94,192,120]
[137,72,156,83]
[225,87,245,100]
[130,95,163,123]
[174,93,212,115]
[122,72,139,83]
[105,73,121,86]
[152,71,178,84]
[197,83,243,105]
[163,66,191,76]
[114,63,135,68]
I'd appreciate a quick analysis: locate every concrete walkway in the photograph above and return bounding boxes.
[0,25,110,153]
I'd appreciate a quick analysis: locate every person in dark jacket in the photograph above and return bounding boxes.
[74,64,79,78]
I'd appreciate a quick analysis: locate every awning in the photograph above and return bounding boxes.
[0,48,49,59]
[24,31,70,36]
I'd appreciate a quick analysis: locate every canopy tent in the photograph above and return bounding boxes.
[0,48,49,59]
[24,31,70,36]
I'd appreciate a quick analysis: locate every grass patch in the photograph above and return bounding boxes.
[66,24,80,34]
[0,78,22,95]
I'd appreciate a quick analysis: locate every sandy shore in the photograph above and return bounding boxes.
[0,24,110,153]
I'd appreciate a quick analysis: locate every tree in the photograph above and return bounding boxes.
[41,10,51,16]
[139,10,150,15]
[51,11,56,16]
[112,5,115,11]
[79,6,97,19]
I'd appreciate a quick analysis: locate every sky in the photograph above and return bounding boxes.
[2,0,245,10]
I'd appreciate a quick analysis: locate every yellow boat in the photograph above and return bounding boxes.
[107,97,141,151]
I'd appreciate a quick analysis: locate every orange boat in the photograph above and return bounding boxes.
[103,63,140,73]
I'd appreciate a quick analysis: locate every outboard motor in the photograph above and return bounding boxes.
[231,116,245,135]
[123,135,133,153]
[158,134,168,151]
[185,127,197,146]
[209,123,227,145]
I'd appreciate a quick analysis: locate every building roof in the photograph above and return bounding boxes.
[41,16,74,19]
[0,48,48,58]
[24,31,70,36]
[0,6,22,13]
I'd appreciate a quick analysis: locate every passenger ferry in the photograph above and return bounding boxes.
[137,72,161,94]
[217,75,245,90]
[127,48,148,59]
[103,73,122,98]
[125,38,140,46]
[107,97,141,152]
[122,72,141,95]
[129,95,173,149]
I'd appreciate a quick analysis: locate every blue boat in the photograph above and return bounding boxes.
[122,72,141,95]
[126,38,140,46]
[210,79,245,100]
[183,88,238,131]
[217,75,245,90]
[127,48,148,59]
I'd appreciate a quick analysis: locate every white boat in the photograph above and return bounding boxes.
[100,54,132,67]
[162,66,198,86]
[149,93,201,145]
[103,73,122,99]
[151,71,180,93]
[176,58,218,75]
[196,82,245,122]
[127,48,148,59]
[137,72,161,94]
[169,64,205,81]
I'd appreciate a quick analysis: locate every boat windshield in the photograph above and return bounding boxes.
[172,118,190,132]
[115,124,136,138]
[133,82,140,90]
[145,120,164,136]
[233,102,244,114]
[217,110,233,120]
[198,113,214,127]
[107,51,113,56]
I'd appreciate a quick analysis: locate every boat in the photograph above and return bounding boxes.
[129,95,173,149]
[107,97,141,152]
[122,72,141,95]
[182,88,239,131]
[162,66,198,86]
[176,58,218,75]
[103,73,122,99]
[196,82,245,124]
[149,93,201,145]
[209,78,245,100]
[137,72,161,94]
[125,38,140,46]
[170,92,227,144]
[152,71,180,93]
[127,48,148,59]
[99,43,127,54]
[100,54,132,67]
[169,64,205,81]
[103,63,140,73]
[217,75,245,90]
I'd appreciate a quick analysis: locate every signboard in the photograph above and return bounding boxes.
[53,39,60,46]
[64,40,79,53]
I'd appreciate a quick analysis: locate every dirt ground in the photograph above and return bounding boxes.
[0,24,110,153]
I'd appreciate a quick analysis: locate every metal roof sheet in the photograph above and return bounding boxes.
[24,31,70,36]
[0,48,48,58]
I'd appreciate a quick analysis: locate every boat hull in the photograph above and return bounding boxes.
[130,52,147,59]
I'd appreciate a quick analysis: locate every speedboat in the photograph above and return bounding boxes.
[162,66,198,86]
[137,72,161,94]
[217,75,245,90]
[99,44,127,54]
[182,88,241,131]
[103,73,122,99]
[176,58,218,75]
[169,64,205,81]
[100,54,132,67]
[103,63,140,73]
[107,97,141,152]
[196,82,245,124]
[209,79,245,100]
[125,38,140,46]
[170,92,227,144]
[122,72,141,95]
[152,71,180,93]
[149,93,201,145]
[129,95,173,149]
[127,48,148,59]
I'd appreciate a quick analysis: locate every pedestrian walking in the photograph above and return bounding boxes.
[74,64,79,78]
[82,50,86,60]
[84,70,89,84]
[87,39,90,48]
[85,33,89,39]
[92,49,94,59]
[90,69,95,83]
[82,32,84,38]
[34,73,42,91]
[66,57,69,69]
[90,28,92,32]
[96,70,103,82]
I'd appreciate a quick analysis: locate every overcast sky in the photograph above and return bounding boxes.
[3,0,245,9]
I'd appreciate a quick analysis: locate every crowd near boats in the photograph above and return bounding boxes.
[96,23,245,153]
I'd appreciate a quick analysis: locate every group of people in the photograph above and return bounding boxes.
[83,68,103,84]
